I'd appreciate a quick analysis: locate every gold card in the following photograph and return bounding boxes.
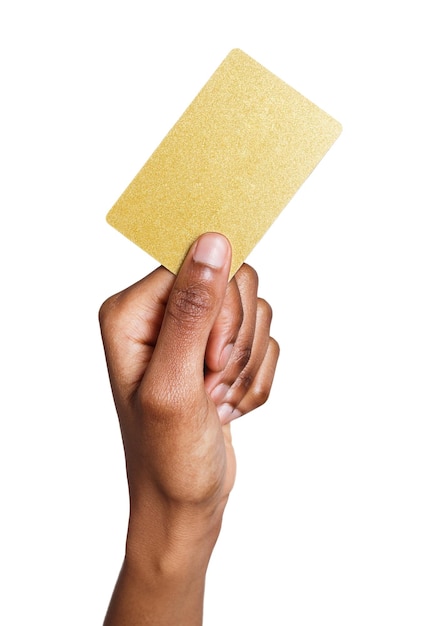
[107,49,342,276]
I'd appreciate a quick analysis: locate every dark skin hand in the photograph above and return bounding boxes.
[99,233,279,625]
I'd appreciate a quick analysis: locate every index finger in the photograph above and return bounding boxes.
[204,277,243,372]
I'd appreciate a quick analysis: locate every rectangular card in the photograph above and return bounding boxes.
[107,49,342,276]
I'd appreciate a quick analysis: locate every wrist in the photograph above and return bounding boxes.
[125,493,226,579]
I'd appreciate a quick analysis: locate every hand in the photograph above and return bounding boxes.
[99,233,279,625]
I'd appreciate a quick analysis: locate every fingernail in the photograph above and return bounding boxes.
[217,403,233,422]
[232,409,242,420]
[211,383,230,403]
[193,233,229,269]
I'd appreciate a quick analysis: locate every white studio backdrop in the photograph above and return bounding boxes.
[1,1,423,624]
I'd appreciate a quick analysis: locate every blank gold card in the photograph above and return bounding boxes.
[107,49,342,276]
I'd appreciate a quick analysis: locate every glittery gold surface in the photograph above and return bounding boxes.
[107,49,342,276]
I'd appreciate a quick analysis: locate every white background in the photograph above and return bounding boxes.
[1,1,423,624]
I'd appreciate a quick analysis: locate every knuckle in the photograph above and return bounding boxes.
[236,263,259,289]
[98,293,120,329]
[270,336,280,359]
[251,381,272,407]
[169,282,215,323]
[232,344,252,370]
[239,370,254,390]
[257,297,273,324]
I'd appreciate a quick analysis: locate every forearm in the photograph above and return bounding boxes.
[103,557,206,626]
[104,498,225,625]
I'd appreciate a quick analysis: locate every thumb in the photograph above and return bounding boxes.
[149,233,232,384]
